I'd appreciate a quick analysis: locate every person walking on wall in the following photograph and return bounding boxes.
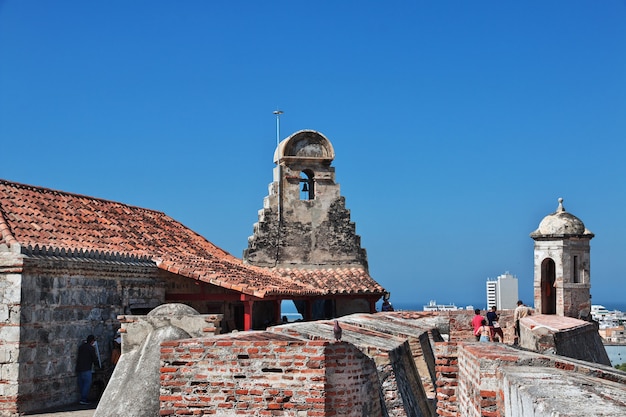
[76,334,98,405]
[471,309,484,341]
[486,306,504,342]
[513,300,531,345]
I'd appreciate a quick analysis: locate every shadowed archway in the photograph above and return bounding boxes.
[541,258,556,314]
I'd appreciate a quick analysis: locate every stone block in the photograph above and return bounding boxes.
[0,326,20,343]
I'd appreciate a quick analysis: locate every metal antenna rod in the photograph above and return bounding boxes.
[272,109,285,264]
[273,110,283,146]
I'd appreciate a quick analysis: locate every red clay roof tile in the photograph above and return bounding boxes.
[0,179,320,298]
[275,267,385,295]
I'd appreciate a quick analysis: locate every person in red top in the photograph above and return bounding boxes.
[471,309,484,341]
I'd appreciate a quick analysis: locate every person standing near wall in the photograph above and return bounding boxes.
[486,306,504,342]
[477,319,491,342]
[471,309,484,341]
[381,299,394,312]
[513,300,531,345]
[76,335,99,405]
[110,331,121,366]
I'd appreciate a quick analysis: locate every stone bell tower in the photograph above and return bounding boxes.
[530,198,594,318]
[243,130,368,269]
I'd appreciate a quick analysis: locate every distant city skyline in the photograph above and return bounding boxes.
[1,2,624,306]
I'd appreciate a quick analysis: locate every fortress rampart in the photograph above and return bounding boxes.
[149,309,624,416]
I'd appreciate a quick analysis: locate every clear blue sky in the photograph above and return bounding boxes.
[1,1,625,309]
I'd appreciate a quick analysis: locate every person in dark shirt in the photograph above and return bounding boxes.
[381,299,395,312]
[486,306,504,342]
[75,335,98,405]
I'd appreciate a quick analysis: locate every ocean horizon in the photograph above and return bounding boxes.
[390,301,626,313]
[280,300,626,314]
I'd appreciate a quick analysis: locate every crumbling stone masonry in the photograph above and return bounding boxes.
[244,131,368,269]
[243,130,384,318]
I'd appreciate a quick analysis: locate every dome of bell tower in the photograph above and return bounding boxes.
[273,130,335,164]
[530,198,594,239]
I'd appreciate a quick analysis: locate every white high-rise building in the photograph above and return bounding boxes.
[485,272,519,310]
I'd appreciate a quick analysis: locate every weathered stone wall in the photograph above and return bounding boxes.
[245,195,368,268]
[160,332,382,416]
[244,132,368,269]
[519,314,611,365]
[451,342,626,417]
[2,255,164,415]
[553,322,610,364]
[533,239,591,318]
[0,250,23,417]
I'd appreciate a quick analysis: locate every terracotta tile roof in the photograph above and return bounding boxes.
[275,267,385,295]
[0,179,320,298]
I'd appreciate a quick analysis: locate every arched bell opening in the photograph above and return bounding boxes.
[541,258,557,314]
[299,170,315,201]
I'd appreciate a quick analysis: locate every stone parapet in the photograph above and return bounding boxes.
[519,314,610,365]
[269,315,437,417]
[455,342,626,417]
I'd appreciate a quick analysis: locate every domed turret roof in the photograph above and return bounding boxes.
[273,130,334,164]
[530,198,594,239]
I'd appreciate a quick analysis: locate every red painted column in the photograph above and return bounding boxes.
[243,300,253,331]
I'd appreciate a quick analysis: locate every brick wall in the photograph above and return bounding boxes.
[435,342,459,417]
[445,340,626,417]
[456,344,517,417]
[270,316,437,417]
[325,342,382,416]
[160,332,382,416]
